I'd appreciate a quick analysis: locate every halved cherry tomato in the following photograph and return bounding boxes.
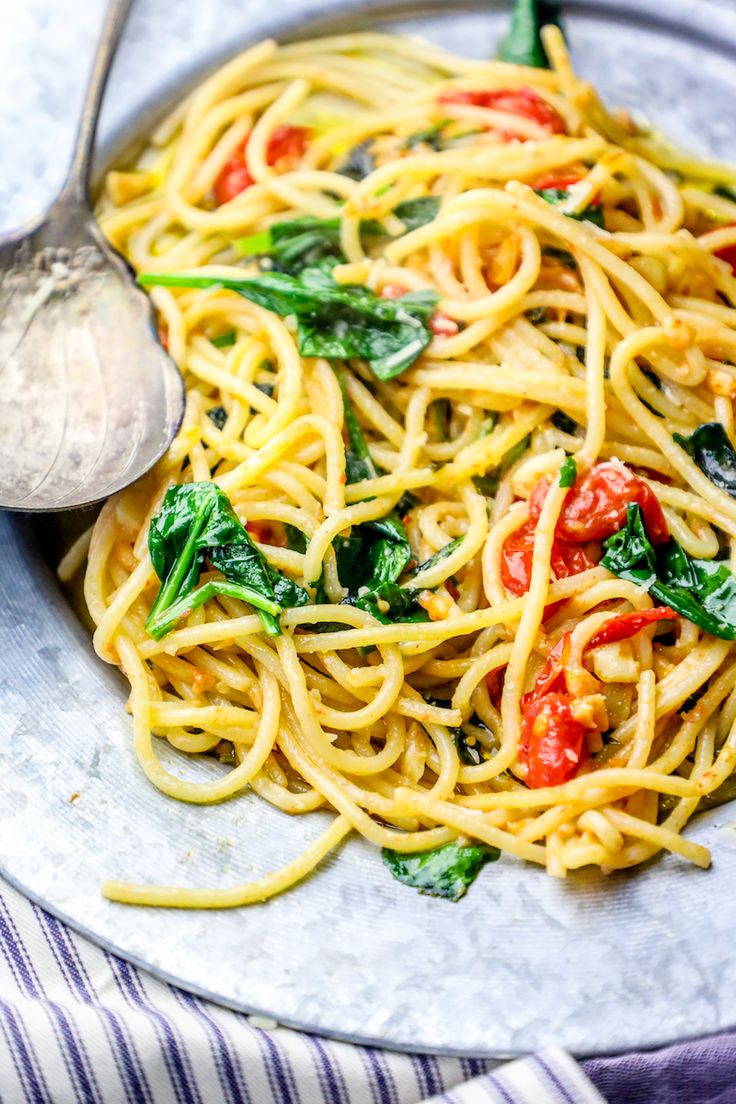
[439,87,565,135]
[500,519,597,599]
[529,462,669,545]
[485,667,505,708]
[716,235,736,274]
[214,125,310,206]
[381,284,409,299]
[532,172,584,190]
[245,520,286,547]
[429,313,459,337]
[586,607,676,650]
[518,692,587,788]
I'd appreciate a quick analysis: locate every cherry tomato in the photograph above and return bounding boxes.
[529,462,669,544]
[266,124,309,167]
[532,172,584,190]
[518,692,587,788]
[485,668,504,708]
[245,520,286,547]
[716,243,736,274]
[500,519,597,598]
[214,126,310,206]
[524,633,570,707]
[439,87,565,135]
[214,150,254,206]
[381,284,409,299]
[586,607,676,650]
[429,313,460,337]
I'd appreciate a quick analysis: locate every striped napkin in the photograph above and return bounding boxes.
[0,877,606,1104]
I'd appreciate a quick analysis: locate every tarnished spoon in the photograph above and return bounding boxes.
[0,0,184,512]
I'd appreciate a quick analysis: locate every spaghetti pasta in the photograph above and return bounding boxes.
[83,19,736,907]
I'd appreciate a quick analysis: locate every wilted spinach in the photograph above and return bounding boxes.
[673,422,736,499]
[381,840,500,899]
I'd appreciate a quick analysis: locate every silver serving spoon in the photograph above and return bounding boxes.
[0,0,184,512]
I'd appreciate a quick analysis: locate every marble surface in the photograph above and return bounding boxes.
[5,0,736,1060]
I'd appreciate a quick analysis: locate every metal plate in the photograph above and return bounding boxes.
[3,0,736,1059]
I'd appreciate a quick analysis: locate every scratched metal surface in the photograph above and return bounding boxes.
[3,0,736,1058]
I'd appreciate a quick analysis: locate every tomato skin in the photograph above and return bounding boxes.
[532,172,584,190]
[380,284,409,299]
[716,243,736,274]
[439,87,565,134]
[500,519,597,599]
[429,312,459,337]
[245,520,286,547]
[214,125,309,206]
[529,462,669,544]
[587,607,676,650]
[214,153,254,205]
[519,692,587,788]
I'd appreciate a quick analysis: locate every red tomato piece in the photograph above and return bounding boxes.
[214,126,309,206]
[587,607,676,650]
[381,284,409,299]
[529,462,669,544]
[485,667,504,708]
[428,312,459,337]
[245,520,285,547]
[519,692,587,788]
[532,172,584,190]
[525,633,570,707]
[439,87,565,134]
[716,238,736,274]
[500,519,597,598]
[266,124,309,167]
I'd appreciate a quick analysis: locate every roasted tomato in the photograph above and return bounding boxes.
[518,692,587,788]
[529,462,669,545]
[214,125,309,205]
[500,519,596,598]
[439,87,565,135]
[586,607,676,650]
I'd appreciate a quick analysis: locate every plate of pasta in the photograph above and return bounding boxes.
[5,0,736,1058]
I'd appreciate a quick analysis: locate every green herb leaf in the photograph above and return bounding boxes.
[559,456,577,488]
[336,370,381,484]
[551,409,579,434]
[542,245,577,269]
[207,405,228,430]
[211,331,236,348]
[393,196,441,232]
[404,121,450,151]
[139,268,438,382]
[410,536,464,577]
[285,524,308,553]
[498,0,562,68]
[381,840,500,899]
[535,187,604,228]
[601,503,736,640]
[472,434,531,496]
[673,422,736,499]
[146,482,308,640]
[336,139,376,181]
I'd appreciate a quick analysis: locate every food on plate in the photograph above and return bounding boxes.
[85,0,736,906]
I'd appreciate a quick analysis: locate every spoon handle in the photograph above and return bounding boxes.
[59,0,134,206]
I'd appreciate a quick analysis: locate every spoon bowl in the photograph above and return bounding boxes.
[0,0,185,512]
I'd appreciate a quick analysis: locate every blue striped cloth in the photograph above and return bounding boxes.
[0,878,607,1104]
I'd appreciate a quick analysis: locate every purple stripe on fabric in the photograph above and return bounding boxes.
[26,909,103,1104]
[488,1075,517,1104]
[0,998,51,1104]
[414,1053,443,1097]
[534,1055,579,1104]
[111,957,202,1104]
[363,1048,397,1104]
[252,1026,301,1104]
[176,989,251,1104]
[37,906,151,1104]
[306,1034,348,1104]
[0,902,72,1103]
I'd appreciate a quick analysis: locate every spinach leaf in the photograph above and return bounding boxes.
[535,187,604,228]
[207,405,228,430]
[498,0,562,68]
[715,184,736,203]
[410,536,464,576]
[601,503,736,640]
[285,524,308,553]
[211,331,236,348]
[551,409,579,434]
[236,197,440,274]
[336,370,381,484]
[404,121,450,151]
[393,196,441,232]
[430,397,451,442]
[472,434,531,496]
[146,482,308,640]
[673,422,736,499]
[542,245,577,269]
[336,139,376,180]
[559,456,577,488]
[381,840,500,900]
[139,268,438,382]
